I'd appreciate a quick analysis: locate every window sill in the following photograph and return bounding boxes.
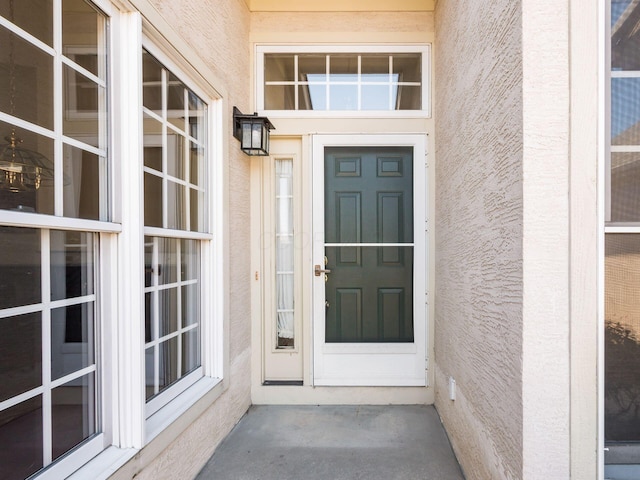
[145,376,223,443]
[67,446,138,480]
[67,377,224,479]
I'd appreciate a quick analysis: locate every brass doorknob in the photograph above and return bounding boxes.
[314,265,332,276]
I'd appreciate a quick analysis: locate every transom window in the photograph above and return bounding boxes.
[257,46,430,113]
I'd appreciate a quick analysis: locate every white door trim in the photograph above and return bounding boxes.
[311,134,428,386]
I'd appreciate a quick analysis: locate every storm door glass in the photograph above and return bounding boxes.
[324,147,413,343]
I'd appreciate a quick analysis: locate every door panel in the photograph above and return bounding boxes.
[313,136,427,386]
[324,147,413,344]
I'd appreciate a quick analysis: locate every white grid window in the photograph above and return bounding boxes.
[0,1,109,478]
[142,49,209,416]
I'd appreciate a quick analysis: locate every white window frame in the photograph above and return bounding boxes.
[0,0,120,478]
[256,44,431,118]
[138,34,222,441]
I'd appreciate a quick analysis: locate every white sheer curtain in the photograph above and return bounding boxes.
[275,159,294,344]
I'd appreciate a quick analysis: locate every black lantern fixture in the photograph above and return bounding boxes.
[233,107,275,156]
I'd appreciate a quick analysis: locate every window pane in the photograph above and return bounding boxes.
[167,72,186,131]
[63,144,101,220]
[145,292,153,342]
[158,237,177,285]
[144,346,154,401]
[167,132,185,180]
[144,114,163,171]
[0,226,41,309]
[50,230,94,301]
[0,27,54,130]
[62,0,106,80]
[362,85,390,110]
[265,84,295,110]
[0,121,55,213]
[612,78,640,145]
[63,64,102,148]
[612,0,640,70]
[143,50,163,113]
[158,336,179,392]
[396,85,422,110]
[188,93,206,142]
[144,172,162,228]
[167,181,185,230]
[329,84,357,110]
[144,146,162,172]
[299,84,326,110]
[0,312,42,402]
[190,188,204,232]
[361,55,390,82]
[298,55,326,81]
[182,327,200,375]
[0,0,52,46]
[329,55,358,82]
[51,303,94,381]
[51,373,97,460]
[0,395,43,480]
[181,284,200,327]
[265,54,295,82]
[145,237,154,287]
[181,239,199,281]
[159,287,178,337]
[190,142,203,186]
[605,234,640,442]
[610,152,640,222]
[393,54,421,83]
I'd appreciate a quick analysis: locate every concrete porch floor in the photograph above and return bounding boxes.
[196,405,465,480]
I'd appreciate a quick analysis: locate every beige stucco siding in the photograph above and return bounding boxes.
[434,1,523,479]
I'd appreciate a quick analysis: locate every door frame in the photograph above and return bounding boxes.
[311,134,428,386]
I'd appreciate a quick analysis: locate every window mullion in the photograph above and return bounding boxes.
[41,229,53,466]
[114,10,145,450]
[53,0,63,216]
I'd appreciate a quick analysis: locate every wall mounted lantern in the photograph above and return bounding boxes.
[233,106,275,156]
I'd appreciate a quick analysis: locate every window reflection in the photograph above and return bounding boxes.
[605,234,640,442]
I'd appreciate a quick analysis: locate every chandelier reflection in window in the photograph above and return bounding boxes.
[0,129,53,192]
[0,0,54,193]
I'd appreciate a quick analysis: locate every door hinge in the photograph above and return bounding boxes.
[425,357,429,370]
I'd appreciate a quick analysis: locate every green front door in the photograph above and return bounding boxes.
[324,147,414,343]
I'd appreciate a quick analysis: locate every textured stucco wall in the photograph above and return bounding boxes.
[119,0,254,478]
[251,11,434,36]
[433,1,524,479]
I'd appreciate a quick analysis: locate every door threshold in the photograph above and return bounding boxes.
[262,380,304,386]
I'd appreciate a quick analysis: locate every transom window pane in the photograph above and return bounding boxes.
[0,0,108,218]
[264,52,423,111]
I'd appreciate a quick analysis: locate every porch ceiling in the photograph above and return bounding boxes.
[245,0,434,12]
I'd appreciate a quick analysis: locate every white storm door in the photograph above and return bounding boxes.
[312,135,428,386]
